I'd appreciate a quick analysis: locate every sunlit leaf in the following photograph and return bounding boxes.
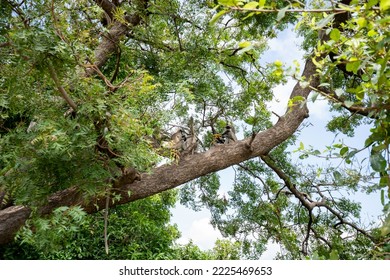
[329,28,340,41]
[277,6,289,21]
[219,0,239,6]
[329,249,339,260]
[258,0,266,8]
[340,146,349,157]
[238,41,251,48]
[243,1,259,9]
[316,14,334,29]
[344,100,354,108]
[210,9,229,25]
[380,0,390,11]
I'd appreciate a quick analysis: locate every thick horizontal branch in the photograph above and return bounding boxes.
[0,58,318,245]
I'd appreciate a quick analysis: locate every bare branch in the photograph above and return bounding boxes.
[309,85,388,119]
[104,190,110,255]
[260,154,376,250]
[47,62,78,112]
[318,201,375,241]
[302,210,313,255]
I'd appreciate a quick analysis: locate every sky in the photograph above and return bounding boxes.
[170,27,383,258]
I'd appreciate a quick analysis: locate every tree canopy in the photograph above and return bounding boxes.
[0,0,389,259]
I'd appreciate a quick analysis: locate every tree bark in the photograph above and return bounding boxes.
[0,58,319,245]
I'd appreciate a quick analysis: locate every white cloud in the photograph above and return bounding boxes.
[307,93,331,121]
[266,28,304,67]
[268,81,331,124]
[260,242,280,260]
[176,217,223,250]
[268,79,296,121]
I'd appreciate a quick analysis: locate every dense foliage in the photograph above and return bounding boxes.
[0,0,389,259]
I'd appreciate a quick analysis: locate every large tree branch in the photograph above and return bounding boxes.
[87,0,149,74]
[93,0,117,19]
[1,0,361,246]
[0,58,318,245]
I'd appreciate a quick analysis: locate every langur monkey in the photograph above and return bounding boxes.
[222,125,237,143]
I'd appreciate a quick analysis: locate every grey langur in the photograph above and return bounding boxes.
[170,128,187,150]
[222,125,237,144]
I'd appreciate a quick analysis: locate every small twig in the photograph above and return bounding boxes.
[110,46,122,83]
[50,0,68,43]
[260,154,376,248]
[237,162,271,200]
[272,111,282,119]
[104,189,110,255]
[321,202,375,241]
[220,61,250,85]
[311,227,333,249]
[0,42,11,48]
[245,132,256,151]
[83,64,117,91]
[5,0,29,28]
[309,85,387,119]
[301,210,313,255]
[173,17,183,51]
[47,62,77,112]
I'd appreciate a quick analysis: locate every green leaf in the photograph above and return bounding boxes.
[243,1,259,9]
[237,45,254,55]
[274,60,283,67]
[333,170,342,181]
[316,14,334,29]
[238,41,251,48]
[258,0,266,8]
[277,6,289,21]
[210,10,229,25]
[244,116,256,125]
[346,60,361,74]
[335,88,343,97]
[356,17,367,28]
[380,0,390,11]
[381,189,385,206]
[329,249,339,260]
[329,28,340,41]
[219,0,241,6]
[344,100,354,108]
[340,146,349,157]
[370,152,387,172]
[381,214,390,236]
[367,29,377,37]
[311,91,319,102]
[367,0,379,9]
[299,80,309,88]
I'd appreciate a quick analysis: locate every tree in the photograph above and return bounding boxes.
[0,0,389,259]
